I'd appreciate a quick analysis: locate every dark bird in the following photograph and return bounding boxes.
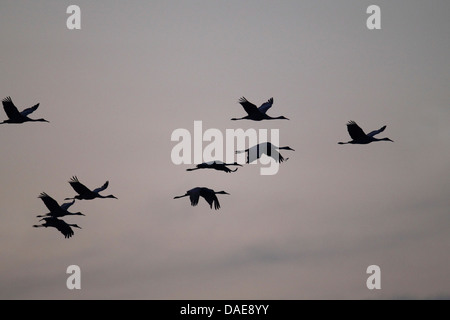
[36,192,84,218]
[338,121,393,145]
[186,161,242,173]
[235,142,295,163]
[231,97,289,121]
[65,176,118,200]
[1,96,49,124]
[173,187,230,210]
[33,217,81,239]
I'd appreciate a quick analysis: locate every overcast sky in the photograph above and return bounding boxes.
[0,0,449,299]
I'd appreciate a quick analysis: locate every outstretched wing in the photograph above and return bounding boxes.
[38,193,61,212]
[53,218,75,238]
[270,149,285,163]
[93,181,109,193]
[245,144,260,163]
[238,97,260,116]
[201,188,220,210]
[60,199,75,210]
[189,191,200,207]
[257,144,285,163]
[258,97,274,114]
[367,125,387,137]
[346,121,367,140]
[212,195,220,210]
[68,176,92,195]
[2,96,22,119]
[20,103,40,116]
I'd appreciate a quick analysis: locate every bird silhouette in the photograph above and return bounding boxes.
[338,121,393,145]
[1,96,49,124]
[33,217,81,239]
[36,192,84,218]
[231,97,289,121]
[186,161,242,173]
[236,142,295,163]
[65,176,117,200]
[173,187,230,210]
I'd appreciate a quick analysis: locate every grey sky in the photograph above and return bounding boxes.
[0,0,449,299]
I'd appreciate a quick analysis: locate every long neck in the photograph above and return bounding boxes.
[266,116,287,120]
[374,137,392,142]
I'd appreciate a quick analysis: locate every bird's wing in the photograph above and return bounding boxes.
[2,96,22,119]
[259,145,284,163]
[212,195,220,210]
[201,189,220,209]
[189,192,200,207]
[238,97,260,116]
[366,125,387,137]
[258,98,274,114]
[53,219,74,238]
[39,193,61,212]
[93,181,109,193]
[20,103,40,116]
[277,151,285,163]
[245,145,260,163]
[346,121,366,140]
[68,176,92,194]
[60,199,75,210]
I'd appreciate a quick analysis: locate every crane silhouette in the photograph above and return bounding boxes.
[186,161,242,173]
[65,176,118,200]
[338,121,393,145]
[36,192,84,218]
[173,187,230,210]
[1,96,49,124]
[33,217,81,239]
[231,97,289,121]
[236,142,295,163]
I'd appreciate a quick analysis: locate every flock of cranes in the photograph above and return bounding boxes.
[174,97,296,210]
[32,176,117,238]
[173,96,393,210]
[2,95,393,236]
